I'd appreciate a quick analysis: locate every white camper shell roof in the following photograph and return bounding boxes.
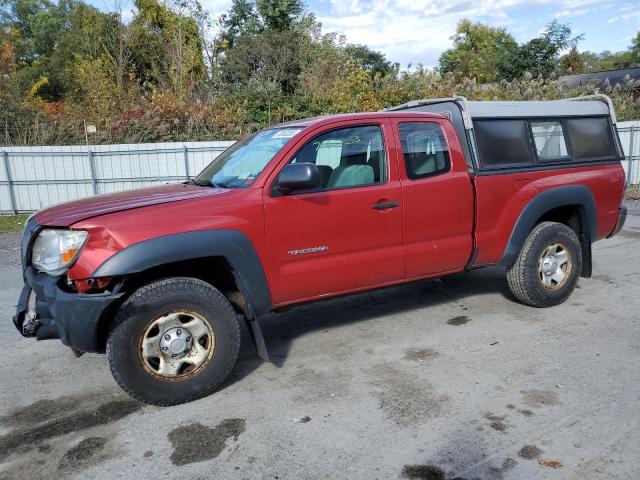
[387,95,622,171]
[388,95,616,123]
[465,100,610,119]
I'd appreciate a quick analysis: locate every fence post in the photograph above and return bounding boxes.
[87,149,98,195]
[3,151,18,215]
[183,145,190,180]
[628,126,636,189]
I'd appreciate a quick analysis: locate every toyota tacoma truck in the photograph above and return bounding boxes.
[14,95,627,406]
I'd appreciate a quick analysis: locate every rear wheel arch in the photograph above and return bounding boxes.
[498,185,597,276]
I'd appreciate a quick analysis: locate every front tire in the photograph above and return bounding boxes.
[107,277,240,406]
[507,221,582,308]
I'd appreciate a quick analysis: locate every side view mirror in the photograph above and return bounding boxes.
[277,163,321,194]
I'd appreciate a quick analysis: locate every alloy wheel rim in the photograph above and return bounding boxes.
[138,310,215,381]
[537,242,572,291]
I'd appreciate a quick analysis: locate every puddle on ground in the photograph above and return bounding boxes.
[58,437,107,470]
[483,412,508,432]
[518,444,543,460]
[520,389,560,408]
[168,419,246,466]
[447,316,471,326]
[368,363,448,427]
[401,464,449,480]
[0,392,142,479]
[404,348,439,362]
[0,398,142,462]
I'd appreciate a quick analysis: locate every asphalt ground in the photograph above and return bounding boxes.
[1,204,639,480]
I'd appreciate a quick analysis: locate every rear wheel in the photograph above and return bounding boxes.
[507,221,582,308]
[107,277,240,406]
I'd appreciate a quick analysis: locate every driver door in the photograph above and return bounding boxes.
[263,120,404,307]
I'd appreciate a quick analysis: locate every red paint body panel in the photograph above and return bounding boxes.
[472,163,625,266]
[262,118,404,305]
[27,110,623,312]
[69,188,268,281]
[389,116,474,278]
[35,183,228,227]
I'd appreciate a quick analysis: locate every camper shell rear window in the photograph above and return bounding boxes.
[473,115,619,171]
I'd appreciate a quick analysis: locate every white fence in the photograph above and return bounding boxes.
[618,121,640,187]
[0,141,234,214]
[0,122,639,214]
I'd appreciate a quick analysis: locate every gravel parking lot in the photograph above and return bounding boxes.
[1,204,639,480]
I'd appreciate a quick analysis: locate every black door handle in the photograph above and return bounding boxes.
[372,201,400,210]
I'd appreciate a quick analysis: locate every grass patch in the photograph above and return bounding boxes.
[0,214,30,233]
[627,186,640,200]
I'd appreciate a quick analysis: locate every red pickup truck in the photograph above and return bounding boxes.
[14,96,627,405]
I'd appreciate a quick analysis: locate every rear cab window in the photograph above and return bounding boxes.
[398,122,451,179]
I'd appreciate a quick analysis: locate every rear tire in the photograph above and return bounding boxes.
[507,221,582,308]
[107,277,240,406]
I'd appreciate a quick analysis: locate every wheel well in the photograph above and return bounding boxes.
[535,204,592,278]
[96,257,246,351]
[536,205,583,234]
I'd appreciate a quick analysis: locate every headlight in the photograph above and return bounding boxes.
[32,229,88,276]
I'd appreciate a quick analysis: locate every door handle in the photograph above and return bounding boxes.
[372,201,400,210]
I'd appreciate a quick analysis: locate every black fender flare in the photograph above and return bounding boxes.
[93,229,272,316]
[497,185,597,268]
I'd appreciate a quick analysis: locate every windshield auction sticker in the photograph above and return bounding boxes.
[272,129,302,139]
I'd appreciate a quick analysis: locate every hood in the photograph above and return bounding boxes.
[35,183,231,227]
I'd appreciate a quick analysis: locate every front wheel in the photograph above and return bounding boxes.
[107,277,240,406]
[507,221,582,308]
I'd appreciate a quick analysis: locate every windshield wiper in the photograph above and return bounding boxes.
[188,178,231,188]
[188,178,209,187]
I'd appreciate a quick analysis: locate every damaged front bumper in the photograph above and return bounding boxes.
[13,267,125,353]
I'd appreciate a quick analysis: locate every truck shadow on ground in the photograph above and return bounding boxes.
[229,266,514,383]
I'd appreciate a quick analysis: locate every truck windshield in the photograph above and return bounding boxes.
[194,127,305,188]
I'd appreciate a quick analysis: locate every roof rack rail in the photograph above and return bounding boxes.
[565,94,617,124]
[385,96,474,129]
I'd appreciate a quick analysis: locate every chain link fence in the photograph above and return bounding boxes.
[1,122,639,215]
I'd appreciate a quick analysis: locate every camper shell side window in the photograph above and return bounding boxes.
[472,115,619,171]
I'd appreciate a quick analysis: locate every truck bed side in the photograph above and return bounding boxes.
[471,163,625,267]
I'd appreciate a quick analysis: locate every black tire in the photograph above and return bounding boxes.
[506,221,582,308]
[106,277,240,406]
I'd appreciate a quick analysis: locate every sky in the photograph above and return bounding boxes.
[91,0,640,69]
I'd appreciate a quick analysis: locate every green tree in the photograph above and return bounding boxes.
[256,0,302,31]
[223,29,300,122]
[502,20,583,79]
[438,20,518,83]
[558,46,586,74]
[584,32,640,70]
[218,0,260,48]
[129,0,205,96]
[345,43,397,81]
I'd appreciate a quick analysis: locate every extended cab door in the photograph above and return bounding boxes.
[263,119,404,306]
[391,117,474,278]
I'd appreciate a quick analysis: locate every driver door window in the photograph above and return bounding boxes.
[290,125,387,190]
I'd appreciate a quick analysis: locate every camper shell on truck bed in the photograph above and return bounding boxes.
[387,95,624,174]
